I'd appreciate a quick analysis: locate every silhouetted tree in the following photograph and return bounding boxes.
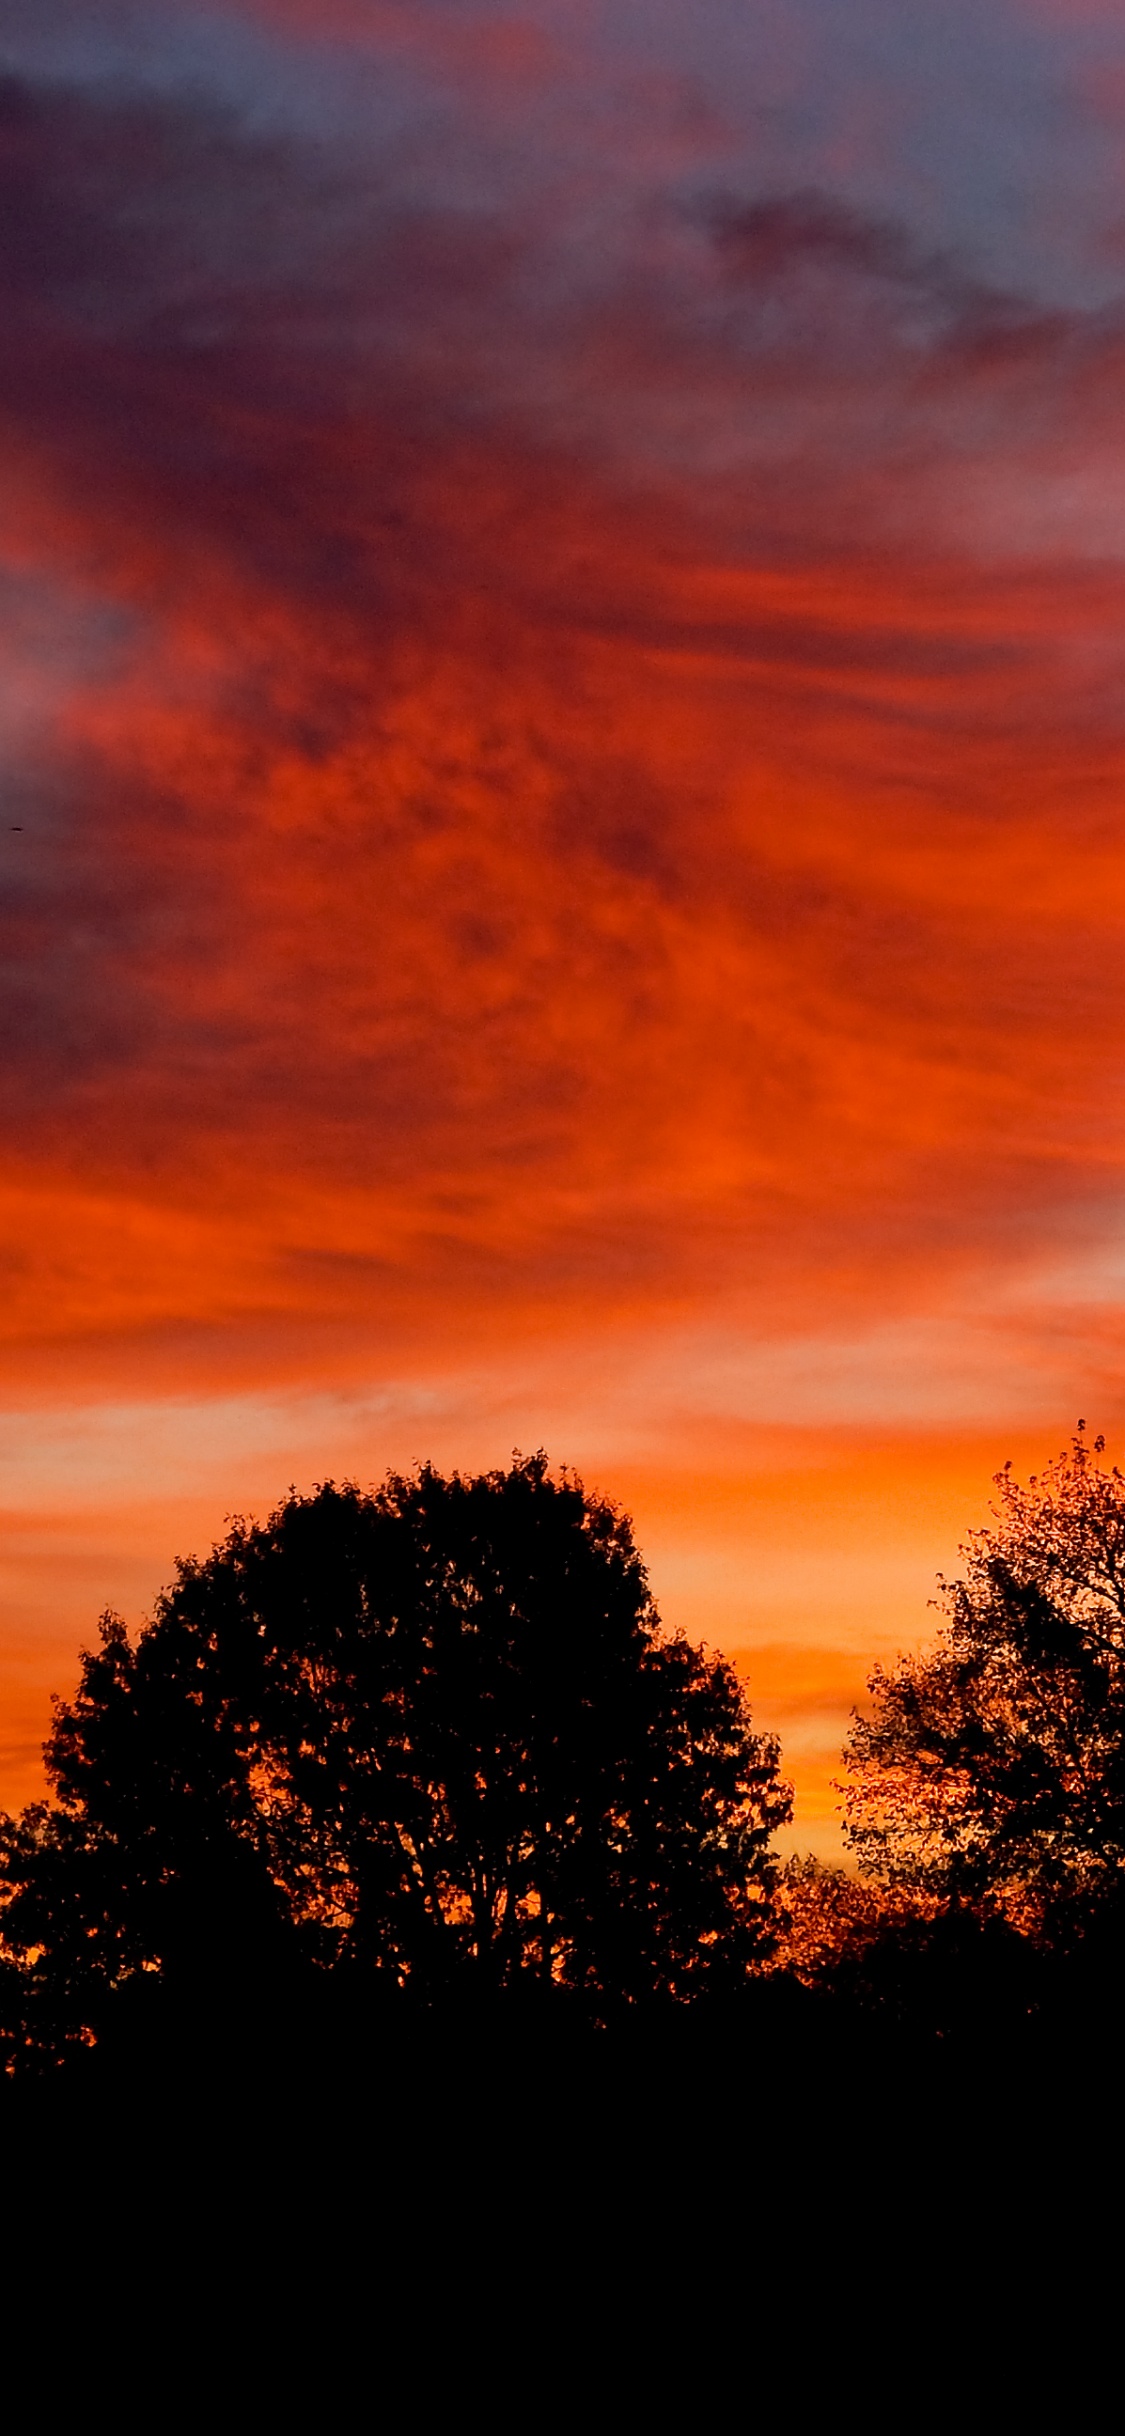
[773,1853,1043,2042]
[842,1429,1125,1950]
[0,1454,791,2060]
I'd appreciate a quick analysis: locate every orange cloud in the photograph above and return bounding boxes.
[3,11,1125,1847]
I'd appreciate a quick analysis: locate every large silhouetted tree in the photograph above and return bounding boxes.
[843,1429,1125,1944]
[0,1454,791,2061]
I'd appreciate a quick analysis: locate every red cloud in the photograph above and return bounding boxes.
[4,12,1125,1842]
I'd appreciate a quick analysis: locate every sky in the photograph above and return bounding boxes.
[4,0,1125,1855]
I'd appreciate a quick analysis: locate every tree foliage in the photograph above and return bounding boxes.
[842,1429,1125,1934]
[0,1454,791,2058]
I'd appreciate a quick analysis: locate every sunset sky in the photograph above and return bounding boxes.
[4,0,1125,1854]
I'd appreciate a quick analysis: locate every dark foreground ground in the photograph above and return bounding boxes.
[6,1959,1123,2166]
[3,1969,1121,2407]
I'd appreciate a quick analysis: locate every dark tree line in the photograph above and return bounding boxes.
[3,1433,1125,2078]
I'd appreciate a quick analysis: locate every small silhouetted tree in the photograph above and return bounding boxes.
[773,1853,1042,2040]
[842,1429,1125,1949]
[0,1454,791,2060]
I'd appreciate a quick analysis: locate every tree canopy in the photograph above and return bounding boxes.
[842,1429,1125,1937]
[0,1453,791,2059]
